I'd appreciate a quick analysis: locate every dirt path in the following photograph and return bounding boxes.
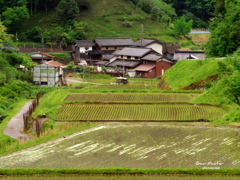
[3,101,32,141]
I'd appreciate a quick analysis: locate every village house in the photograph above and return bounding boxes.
[94,38,134,55]
[72,40,100,65]
[134,54,173,78]
[33,60,65,86]
[72,38,134,64]
[105,47,155,73]
[95,54,117,71]
[30,52,54,64]
[135,38,163,55]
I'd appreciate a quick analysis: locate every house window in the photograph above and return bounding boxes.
[127,56,131,59]
[135,57,139,60]
[41,82,48,85]
[106,47,108,50]
[149,69,152,72]
[115,47,117,49]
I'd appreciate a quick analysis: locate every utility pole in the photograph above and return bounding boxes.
[41,36,44,64]
[15,32,18,43]
[140,24,144,47]
[122,58,124,77]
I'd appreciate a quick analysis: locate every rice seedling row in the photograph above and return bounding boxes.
[57,104,225,121]
[95,85,155,89]
[1,125,239,169]
[64,93,199,102]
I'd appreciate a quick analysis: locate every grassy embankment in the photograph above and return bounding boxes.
[159,58,240,124]
[1,168,240,176]
[0,89,100,157]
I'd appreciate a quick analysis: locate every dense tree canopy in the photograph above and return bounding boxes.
[162,0,214,28]
[205,0,240,57]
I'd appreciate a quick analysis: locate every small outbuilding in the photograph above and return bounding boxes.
[30,52,54,64]
[33,61,65,86]
[134,64,156,78]
[173,50,206,60]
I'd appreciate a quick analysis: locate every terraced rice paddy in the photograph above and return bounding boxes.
[1,125,239,169]
[64,93,199,102]
[57,104,225,121]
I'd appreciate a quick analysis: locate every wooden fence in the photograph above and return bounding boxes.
[19,48,63,53]
[23,92,44,137]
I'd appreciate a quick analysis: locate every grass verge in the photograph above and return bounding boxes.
[1,168,240,175]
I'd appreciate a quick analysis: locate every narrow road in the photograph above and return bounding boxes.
[3,101,32,141]
[66,78,102,85]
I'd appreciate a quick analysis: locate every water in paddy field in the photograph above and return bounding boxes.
[1,174,240,180]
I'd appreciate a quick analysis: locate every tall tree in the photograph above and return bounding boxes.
[151,6,160,22]
[1,6,29,26]
[172,16,192,39]
[0,22,11,48]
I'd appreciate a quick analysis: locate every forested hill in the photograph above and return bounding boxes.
[0,0,214,45]
[0,0,239,57]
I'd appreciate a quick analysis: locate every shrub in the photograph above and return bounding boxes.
[122,20,133,28]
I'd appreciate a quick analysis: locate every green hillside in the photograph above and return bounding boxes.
[15,0,177,43]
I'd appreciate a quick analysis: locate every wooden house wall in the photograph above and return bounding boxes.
[156,61,172,76]
[139,68,156,78]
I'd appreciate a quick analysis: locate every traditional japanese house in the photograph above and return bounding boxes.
[106,47,154,73]
[72,40,101,65]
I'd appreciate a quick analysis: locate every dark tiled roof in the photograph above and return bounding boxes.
[95,60,109,66]
[102,54,115,60]
[134,64,156,72]
[75,40,94,47]
[95,38,134,47]
[102,50,116,55]
[90,49,101,55]
[142,54,173,63]
[45,60,64,67]
[106,60,141,68]
[141,54,162,61]
[113,47,151,57]
[135,38,161,46]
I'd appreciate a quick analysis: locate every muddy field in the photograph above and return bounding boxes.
[0,124,239,169]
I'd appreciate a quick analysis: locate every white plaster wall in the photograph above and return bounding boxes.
[80,47,93,53]
[147,44,163,54]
